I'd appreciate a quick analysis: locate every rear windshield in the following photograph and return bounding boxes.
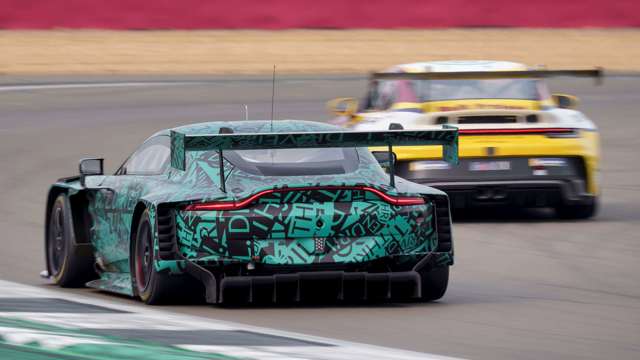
[416,79,542,101]
[224,148,360,176]
[377,78,549,104]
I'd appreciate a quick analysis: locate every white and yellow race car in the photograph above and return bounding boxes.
[329,61,602,218]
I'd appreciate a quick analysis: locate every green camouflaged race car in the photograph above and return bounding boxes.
[44,120,458,305]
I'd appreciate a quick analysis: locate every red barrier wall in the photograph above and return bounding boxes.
[0,0,638,29]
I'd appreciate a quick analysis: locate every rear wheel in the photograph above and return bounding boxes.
[418,266,449,302]
[46,194,95,287]
[556,197,598,219]
[132,210,181,304]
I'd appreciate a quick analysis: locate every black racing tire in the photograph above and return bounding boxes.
[132,209,182,305]
[556,197,598,220]
[418,266,449,302]
[46,194,95,287]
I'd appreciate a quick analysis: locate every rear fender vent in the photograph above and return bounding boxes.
[157,207,177,260]
[432,195,452,252]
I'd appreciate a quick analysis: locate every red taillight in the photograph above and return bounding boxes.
[183,186,424,211]
[184,202,242,211]
[184,189,276,211]
[361,186,425,206]
[459,128,575,135]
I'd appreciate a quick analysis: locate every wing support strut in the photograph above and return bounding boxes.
[388,142,395,188]
[218,147,226,193]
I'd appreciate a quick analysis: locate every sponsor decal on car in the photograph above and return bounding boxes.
[469,160,511,171]
[409,161,452,171]
[528,158,568,167]
[437,104,529,112]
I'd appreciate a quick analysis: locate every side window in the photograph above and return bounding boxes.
[373,80,398,110]
[119,136,171,176]
[364,80,413,111]
[361,80,379,110]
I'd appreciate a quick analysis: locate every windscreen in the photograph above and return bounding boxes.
[378,78,550,104]
[415,79,545,101]
[223,147,360,176]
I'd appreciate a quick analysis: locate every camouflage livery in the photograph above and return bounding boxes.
[175,189,436,265]
[45,120,456,303]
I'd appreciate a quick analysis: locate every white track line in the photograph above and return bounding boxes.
[0,82,203,92]
[0,279,464,360]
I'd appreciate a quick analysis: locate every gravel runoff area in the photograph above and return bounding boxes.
[1,29,639,74]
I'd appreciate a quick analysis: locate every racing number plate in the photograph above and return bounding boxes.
[469,160,511,171]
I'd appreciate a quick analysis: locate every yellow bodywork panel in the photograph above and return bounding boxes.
[390,99,543,112]
[371,130,600,195]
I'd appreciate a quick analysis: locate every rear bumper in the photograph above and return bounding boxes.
[156,194,455,304]
[421,180,594,208]
[396,156,598,208]
[219,270,421,304]
[180,251,452,304]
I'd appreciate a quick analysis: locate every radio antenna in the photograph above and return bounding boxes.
[270,65,276,132]
[243,104,249,121]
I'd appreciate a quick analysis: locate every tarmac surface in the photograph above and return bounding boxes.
[0,75,639,359]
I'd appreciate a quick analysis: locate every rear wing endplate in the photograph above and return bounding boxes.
[170,127,459,172]
[371,68,603,85]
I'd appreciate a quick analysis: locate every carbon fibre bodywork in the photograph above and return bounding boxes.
[45,120,455,302]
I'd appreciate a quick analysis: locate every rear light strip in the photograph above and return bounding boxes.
[459,128,575,135]
[184,186,425,211]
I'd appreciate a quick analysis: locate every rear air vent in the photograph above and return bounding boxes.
[157,208,177,260]
[458,115,517,124]
[432,195,452,252]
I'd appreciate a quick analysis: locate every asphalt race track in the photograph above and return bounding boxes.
[0,75,639,359]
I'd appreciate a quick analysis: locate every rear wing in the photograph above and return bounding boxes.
[170,127,459,186]
[371,68,603,84]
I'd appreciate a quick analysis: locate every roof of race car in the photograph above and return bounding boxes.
[158,120,339,137]
[386,60,529,73]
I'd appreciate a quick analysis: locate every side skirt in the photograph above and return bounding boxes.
[86,272,134,297]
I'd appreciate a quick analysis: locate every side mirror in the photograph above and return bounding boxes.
[552,93,579,109]
[371,151,396,172]
[79,158,104,185]
[326,97,359,117]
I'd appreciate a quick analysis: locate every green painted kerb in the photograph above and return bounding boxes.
[0,317,237,360]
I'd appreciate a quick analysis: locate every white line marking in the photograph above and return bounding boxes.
[179,345,308,360]
[0,279,464,360]
[0,82,203,92]
[0,313,236,330]
[0,326,110,350]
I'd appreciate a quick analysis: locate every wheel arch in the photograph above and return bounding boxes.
[45,186,70,274]
[129,202,149,258]
[45,183,96,281]
[46,185,92,272]
[129,201,156,293]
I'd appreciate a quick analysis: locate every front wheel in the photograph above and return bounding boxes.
[46,194,95,287]
[418,266,449,302]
